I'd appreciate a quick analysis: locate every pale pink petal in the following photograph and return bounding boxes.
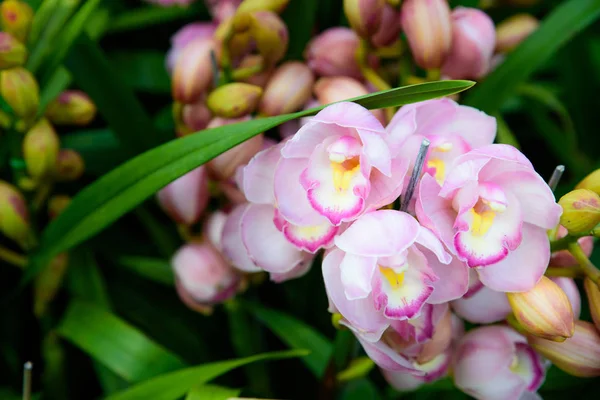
[279,218,339,253]
[451,285,511,324]
[381,368,424,392]
[415,226,452,264]
[221,204,261,272]
[310,101,385,133]
[434,104,496,148]
[357,129,392,176]
[550,277,581,319]
[269,255,313,283]
[242,144,281,204]
[385,106,418,154]
[477,223,549,292]
[439,157,489,198]
[471,143,534,168]
[426,254,469,304]
[415,174,456,251]
[340,253,378,300]
[512,343,545,392]
[365,157,409,211]
[356,335,420,373]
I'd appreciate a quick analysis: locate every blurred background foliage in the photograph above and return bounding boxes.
[1,0,600,399]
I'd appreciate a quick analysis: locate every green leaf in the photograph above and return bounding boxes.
[463,0,600,113]
[60,129,124,175]
[66,248,111,308]
[245,303,332,378]
[110,51,171,94]
[282,0,319,60]
[107,3,209,33]
[26,80,473,282]
[105,349,309,400]
[185,385,241,400]
[339,379,382,400]
[337,357,375,383]
[38,66,72,116]
[493,113,520,149]
[57,301,186,382]
[114,256,174,286]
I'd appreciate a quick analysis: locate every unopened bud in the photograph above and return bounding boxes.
[55,149,85,181]
[34,253,68,317]
[551,277,582,319]
[371,4,401,48]
[236,0,289,14]
[584,278,600,331]
[179,100,212,137]
[259,62,314,116]
[343,0,385,39]
[304,28,365,79]
[207,82,262,118]
[172,38,217,104]
[507,276,574,342]
[45,90,97,126]
[232,10,288,67]
[401,0,452,69]
[0,67,39,119]
[237,54,272,87]
[576,169,600,196]
[495,14,538,54]
[23,118,60,181]
[416,307,452,364]
[166,22,216,73]
[528,320,600,377]
[0,32,26,69]
[172,243,241,314]
[48,195,71,220]
[558,189,600,234]
[0,180,30,248]
[157,166,209,225]
[441,7,496,80]
[0,0,33,43]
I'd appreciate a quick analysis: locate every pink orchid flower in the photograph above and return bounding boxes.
[381,350,452,391]
[451,271,512,324]
[417,144,562,292]
[453,325,545,400]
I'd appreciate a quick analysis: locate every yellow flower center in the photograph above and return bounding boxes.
[331,157,360,192]
[379,265,406,289]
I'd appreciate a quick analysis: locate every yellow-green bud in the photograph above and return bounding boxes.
[343,0,386,39]
[0,180,30,248]
[232,10,288,67]
[236,0,289,14]
[207,83,262,118]
[34,253,69,317]
[495,14,539,54]
[48,195,71,220]
[558,189,600,234]
[0,0,33,43]
[0,67,39,119]
[507,276,575,342]
[584,278,600,332]
[23,118,60,181]
[55,149,84,181]
[576,169,600,196]
[0,32,26,69]
[45,90,97,126]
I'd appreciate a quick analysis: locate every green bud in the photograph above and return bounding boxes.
[558,189,600,234]
[23,118,60,181]
[0,179,31,248]
[236,0,289,14]
[34,253,69,317]
[0,32,26,69]
[47,195,71,220]
[45,90,97,126]
[55,149,84,181]
[576,169,600,196]
[207,82,262,118]
[232,10,288,67]
[0,0,33,43]
[0,67,39,119]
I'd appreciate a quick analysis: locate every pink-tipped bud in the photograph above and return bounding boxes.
[206,117,264,180]
[584,278,600,331]
[205,0,243,22]
[172,243,240,313]
[232,10,288,67]
[166,22,217,73]
[495,14,538,54]
[401,0,452,70]
[371,3,401,48]
[55,149,85,181]
[23,118,60,181]
[576,168,600,196]
[343,0,385,39]
[550,225,594,267]
[34,253,69,316]
[507,276,575,342]
[0,0,33,43]
[157,166,209,225]
[559,189,600,235]
[206,82,263,118]
[304,28,364,79]
[313,76,385,124]
[259,61,314,116]
[0,67,39,119]
[0,180,30,248]
[45,90,97,126]
[416,307,453,364]
[173,100,212,137]
[528,320,600,377]
[172,38,217,104]
[48,195,71,220]
[0,32,26,69]
[441,7,496,80]
[236,0,289,14]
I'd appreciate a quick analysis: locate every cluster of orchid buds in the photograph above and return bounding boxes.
[149,0,600,398]
[0,0,96,315]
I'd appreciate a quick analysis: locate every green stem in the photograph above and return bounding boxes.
[0,245,27,268]
[544,267,582,278]
[231,63,264,81]
[568,242,600,289]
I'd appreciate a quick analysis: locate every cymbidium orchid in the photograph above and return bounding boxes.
[417,144,562,292]
[451,271,512,324]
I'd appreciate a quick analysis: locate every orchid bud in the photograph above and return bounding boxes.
[207,82,262,118]
[0,180,30,248]
[401,0,452,69]
[172,38,217,104]
[343,0,385,39]
[259,62,314,116]
[55,149,85,182]
[0,0,33,43]
[507,276,575,342]
[166,22,216,73]
[23,118,60,181]
[551,277,582,319]
[203,210,227,250]
[441,7,496,80]
[584,278,600,331]
[304,28,365,79]
[237,54,273,87]
[206,117,264,180]
[34,253,68,317]
[0,32,26,69]
[236,0,289,14]
[416,307,452,364]
[232,10,288,66]
[371,3,401,48]
[495,14,539,54]
[205,0,242,22]
[173,100,212,137]
[550,225,594,267]
[528,320,600,377]
[172,243,241,313]
[576,168,600,196]
[157,166,209,226]
[45,90,97,126]
[48,195,71,220]
[559,189,600,234]
[0,67,39,119]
